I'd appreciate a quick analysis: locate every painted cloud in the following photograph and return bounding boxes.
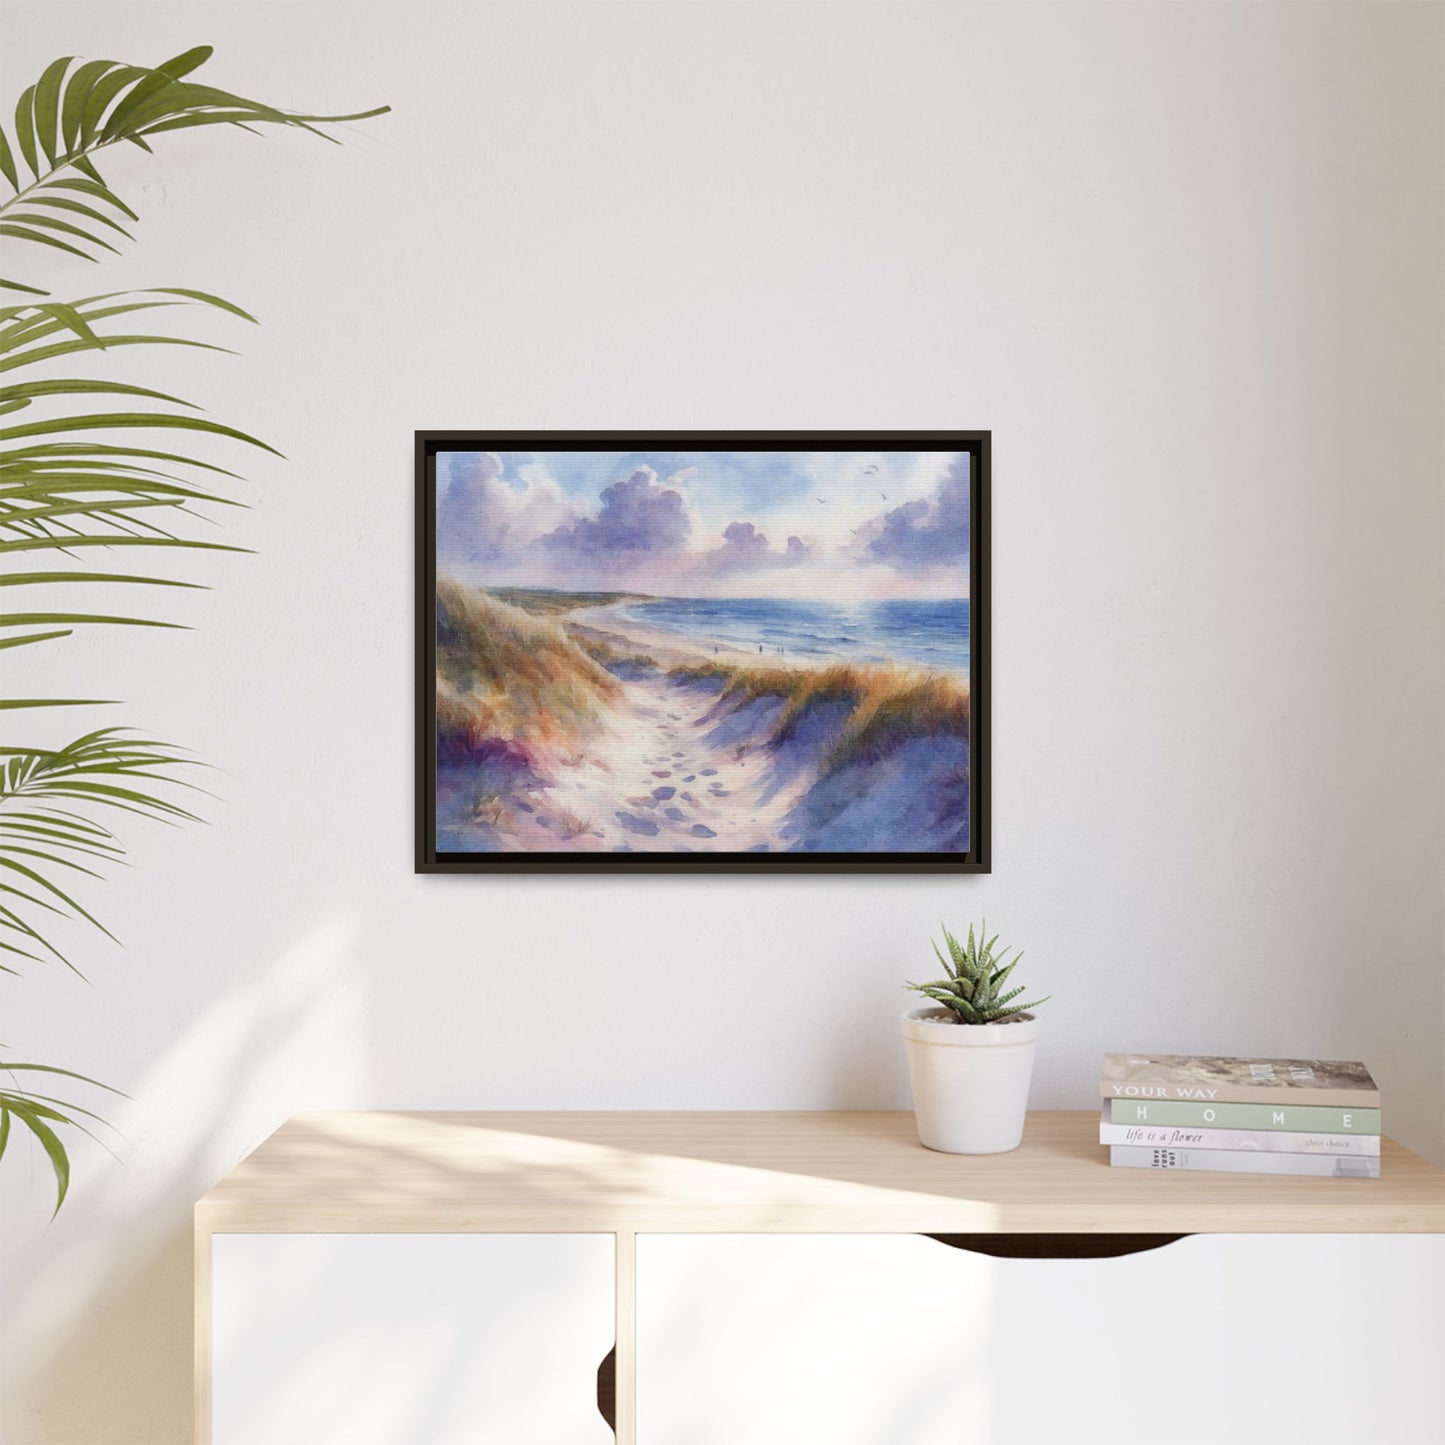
[698,519,811,569]
[541,467,690,559]
[860,452,969,565]
[437,451,576,564]
[436,449,969,598]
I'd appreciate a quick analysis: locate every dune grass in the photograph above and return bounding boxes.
[667,659,969,772]
[829,670,970,769]
[436,579,621,754]
[437,579,968,781]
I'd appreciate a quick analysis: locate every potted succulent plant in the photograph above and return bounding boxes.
[901,923,1050,1154]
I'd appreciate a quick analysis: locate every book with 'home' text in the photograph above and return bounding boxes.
[1108,1098,1380,1133]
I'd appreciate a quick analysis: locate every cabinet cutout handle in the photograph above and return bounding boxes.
[596,1344,616,1434]
[924,1233,1189,1259]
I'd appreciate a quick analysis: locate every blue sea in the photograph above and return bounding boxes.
[613,595,969,673]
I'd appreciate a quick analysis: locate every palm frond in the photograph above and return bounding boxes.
[1,47,388,294]
[0,44,385,1213]
[0,288,262,691]
[0,1059,126,1213]
[0,730,201,972]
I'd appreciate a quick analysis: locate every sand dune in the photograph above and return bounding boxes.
[434,584,969,855]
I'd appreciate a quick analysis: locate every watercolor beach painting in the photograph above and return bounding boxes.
[417,434,988,870]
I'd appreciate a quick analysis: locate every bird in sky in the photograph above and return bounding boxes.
[864,464,879,475]
[880,492,888,500]
[816,496,827,504]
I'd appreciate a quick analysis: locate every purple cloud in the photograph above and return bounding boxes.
[864,454,969,565]
[704,522,815,572]
[437,451,507,562]
[712,520,772,566]
[541,467,690,559]
[436,452,576,567]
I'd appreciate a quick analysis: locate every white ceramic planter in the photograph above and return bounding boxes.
[901,1007,1041,1154]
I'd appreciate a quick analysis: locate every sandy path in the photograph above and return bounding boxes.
[437,595,968,855]
[500,672,811,853]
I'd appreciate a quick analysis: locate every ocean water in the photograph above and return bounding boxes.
[613,595,970,673]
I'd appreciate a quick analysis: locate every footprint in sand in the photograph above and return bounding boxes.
[690,824,717,838]
[682,775,696,783]
[664,807,688,822]
[700,768,718,777]
[615,811,659,837]
[680,792,697,803]
[652,770,672,778]
[653,786,676,800]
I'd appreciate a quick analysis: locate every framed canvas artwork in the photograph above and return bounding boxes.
[416,432,989,872]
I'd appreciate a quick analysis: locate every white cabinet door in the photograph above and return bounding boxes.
[637,1234,989,1445]
[636,1233,1445,1445]
[213,1233,615,1445]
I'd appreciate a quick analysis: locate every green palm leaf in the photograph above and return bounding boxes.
[0,43,384,1213]
[0,730,201,965]
[0,376,197,410]
[4,1103,70,1212]
[1,48,388,294]
[0,1059,126,1213]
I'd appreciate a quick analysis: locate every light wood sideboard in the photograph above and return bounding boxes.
[195,1110,1445,1444]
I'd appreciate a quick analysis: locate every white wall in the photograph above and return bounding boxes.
[3,2,1441,1441]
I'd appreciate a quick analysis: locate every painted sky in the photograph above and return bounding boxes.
[436,450,969,600]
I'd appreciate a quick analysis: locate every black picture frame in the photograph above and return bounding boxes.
[416,431,990,873]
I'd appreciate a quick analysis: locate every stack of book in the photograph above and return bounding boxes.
[1099,1053,1381,1178]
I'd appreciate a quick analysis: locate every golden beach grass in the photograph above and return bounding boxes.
[666,659,969,772]
[435,579,620,750]
[437,582,969,778]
